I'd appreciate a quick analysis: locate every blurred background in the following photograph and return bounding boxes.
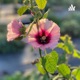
[0,0,80,79]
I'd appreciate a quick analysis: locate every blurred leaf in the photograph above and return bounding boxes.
[60,35,71,42]
[36,59,46,74]
[45,51,58,74]
[23,0,29,5]
[43,74,49,80]
[57,64,71,79]
[58,52,66,64]
[72,68,80,80]
[30,71,40,80]
[64,36,74,54]
[35,0,47,10]
[17,5,28,16]
[57,43,71,54]
[73,50,80,59]
[43,9,50,18]
[58,35,74,54]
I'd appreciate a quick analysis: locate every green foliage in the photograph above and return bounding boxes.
[73,50,80,59]
[17,5,28,16]
[57,64,71,79]
[36,51,58,74]
[43,9,50,18]
[0,71,51,80]
[60,13,80,37]
[44,51,58,74]
[58,35,80,59]
[35,0,47,10]
[61,20,80,37]
[36,58,46,74]
[72,68,80,80]
[57,35,74,54]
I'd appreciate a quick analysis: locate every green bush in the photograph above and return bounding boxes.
[60,13,80,37]
[61,20,80,37]
[0,71,48,80]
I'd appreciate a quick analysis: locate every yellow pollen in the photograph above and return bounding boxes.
[42,36,46,40]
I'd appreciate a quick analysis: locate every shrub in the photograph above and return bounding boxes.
[60,13,80,37]
[61,20,80,37]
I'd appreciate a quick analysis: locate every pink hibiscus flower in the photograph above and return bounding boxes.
[7,19,23,41]
[26,19,60,50]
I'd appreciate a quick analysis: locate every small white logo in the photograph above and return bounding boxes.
[68,4,76,11]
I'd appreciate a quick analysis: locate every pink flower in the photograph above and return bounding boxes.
[7,19,23,41]
[26,19,60,50]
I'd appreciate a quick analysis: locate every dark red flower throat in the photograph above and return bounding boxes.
[35,30,51,45]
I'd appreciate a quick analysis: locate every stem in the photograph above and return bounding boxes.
[39,48,42,58]
[45,50,47,55]
[39,49,51,79]
[30,0,33,9]
[53,75,60,80]
[27,20,35,36]
[36,18,39,33]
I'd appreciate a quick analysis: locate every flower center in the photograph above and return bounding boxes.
[35,30,51,45]
[41,36,46,40]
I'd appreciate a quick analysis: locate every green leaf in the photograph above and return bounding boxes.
[57,64,71,79]
[45,51,58,74]
[61,35,74,54]
[72,68,80,80]
[60,35,71,42]
[65,41,74,54]
[35,0,47,10]
[36,59,46,74]
[36,51,58,74]
[73,50,80,59]
[43,9,50,18]
[57,43,71,54]
[17,5,28,16]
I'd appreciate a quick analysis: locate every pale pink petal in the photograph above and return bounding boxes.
[7,32,19,41]
[47,22,60,34]
[7,19,23,41]
[39,19,53,30]
[29,41,41,48]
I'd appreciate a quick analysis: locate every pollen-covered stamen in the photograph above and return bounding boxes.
[41,36,46,40]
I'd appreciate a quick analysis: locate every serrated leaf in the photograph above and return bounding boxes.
[36,59,46,74]
[72,68,80,80]
[57,64,70,79]
[73,50,80,59]
[45,51,58,74]
[17,5,28,16]
[35,0,47,10]
[43,9,50,18]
